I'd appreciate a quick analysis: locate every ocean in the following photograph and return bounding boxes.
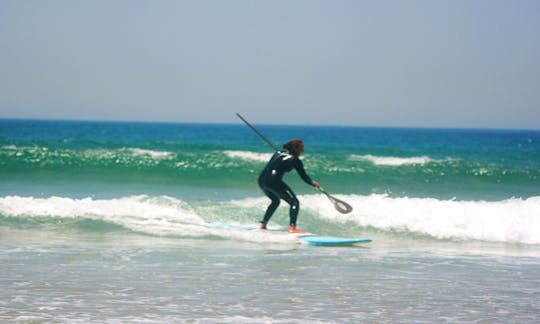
[1,119,539,323]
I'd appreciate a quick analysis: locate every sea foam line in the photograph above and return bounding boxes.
[123,148,174,159]
[1,145,174,160]
[223,150,272,162]
[0,195,297,245]
[350,154,446,166]
[0,195,206,236]
[2,194,539,245]
[302,194,540,245]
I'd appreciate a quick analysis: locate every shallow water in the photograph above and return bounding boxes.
[2,230,539,323]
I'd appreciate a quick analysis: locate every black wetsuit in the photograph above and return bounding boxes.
[258,151,315,226]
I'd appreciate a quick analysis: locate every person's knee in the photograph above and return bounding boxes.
[291,198,299,210]
[270,197,280,207]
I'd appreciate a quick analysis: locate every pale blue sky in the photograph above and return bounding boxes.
[1,0,539,129]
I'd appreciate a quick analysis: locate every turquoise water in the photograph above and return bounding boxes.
[1,119,540,322]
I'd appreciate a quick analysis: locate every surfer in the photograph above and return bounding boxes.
[258,138,320,233]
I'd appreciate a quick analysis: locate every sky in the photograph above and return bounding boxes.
[0,0,539,129]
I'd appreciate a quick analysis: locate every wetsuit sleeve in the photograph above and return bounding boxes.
[293,157,315,186]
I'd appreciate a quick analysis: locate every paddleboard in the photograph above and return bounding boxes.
[297,235,372,246]
[207,222,372,246]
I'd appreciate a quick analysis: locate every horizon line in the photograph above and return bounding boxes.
[1,117,539,132]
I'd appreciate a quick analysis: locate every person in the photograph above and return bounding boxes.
[258,138,320,233]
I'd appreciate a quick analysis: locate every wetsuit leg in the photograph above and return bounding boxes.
[280,184,300,226]
[260,187,280,225]
[259,180,299,226]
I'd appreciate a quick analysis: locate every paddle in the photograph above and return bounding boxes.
[236,113,353,214]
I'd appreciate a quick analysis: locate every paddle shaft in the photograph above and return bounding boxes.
[236,113,280,152]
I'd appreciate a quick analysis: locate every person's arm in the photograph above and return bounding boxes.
[293,158,319,187]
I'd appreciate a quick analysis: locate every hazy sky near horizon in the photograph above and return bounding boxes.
[1,0,539,129]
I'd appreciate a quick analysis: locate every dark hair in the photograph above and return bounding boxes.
[283,138,304,155]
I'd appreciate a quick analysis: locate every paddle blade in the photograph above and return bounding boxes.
[329,196,353,214]
[319,188,353,214]
[334,200,352,214]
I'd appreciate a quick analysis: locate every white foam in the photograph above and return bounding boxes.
[0,195,297,245]
[351,154,440,166]
[224,150,272,162]
[0,145,44,154]
[303,194,540,244]
[124,148,173,159]
[2,145,174,161]
[3,194,539,245]
[1,145,19,150]
[0,195,205,237]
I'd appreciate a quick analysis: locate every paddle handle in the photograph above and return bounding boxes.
[236,113,280,152]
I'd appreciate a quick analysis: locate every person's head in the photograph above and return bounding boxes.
[283,138,305,156]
